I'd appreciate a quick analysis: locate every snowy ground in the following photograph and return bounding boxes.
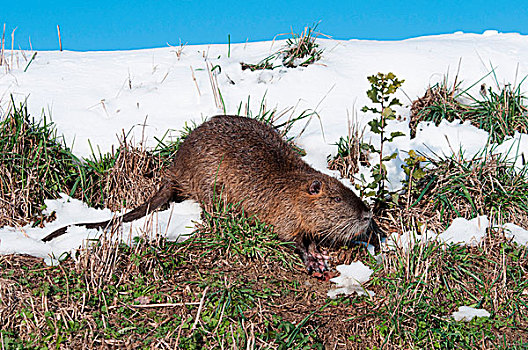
[1,30,528,268]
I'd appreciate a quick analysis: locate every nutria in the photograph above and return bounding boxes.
[42,115,381,273]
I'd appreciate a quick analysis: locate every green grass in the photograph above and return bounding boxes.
[0,101,81,226]
[467,82,528,143]
[411,75,528,143]
[190,199,299,268]
[402,149,528,229]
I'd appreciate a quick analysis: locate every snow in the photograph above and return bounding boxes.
[1,31,528,264]
[502,223,528,246]
[452,306,491,321]
[327,262,374,298]
[0,194,201,265]
[437,216,489,246]
[387,216,489,251]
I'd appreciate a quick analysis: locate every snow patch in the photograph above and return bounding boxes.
[387,215,490,251]
[327,262,374,298]
[437,215,489,246]
[451,306,490,321]
[0,194,201,265]
[502,223,528,246]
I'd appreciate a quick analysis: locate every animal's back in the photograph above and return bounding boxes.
[170,115,311,232]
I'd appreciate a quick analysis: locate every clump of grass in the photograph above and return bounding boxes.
[327,118,366,182]
[409,78,469,138]
[0,101,80,227]
[78,138,165,211]
[410,75,528,143]
[0,101,185,228]
[387,149,528,231]
[469,82,528,143]
[241,24,324,71]
[281,24,324,68]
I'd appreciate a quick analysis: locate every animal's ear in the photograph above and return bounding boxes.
[308,180,322,195]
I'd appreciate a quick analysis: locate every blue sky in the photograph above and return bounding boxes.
[2,0,527,51]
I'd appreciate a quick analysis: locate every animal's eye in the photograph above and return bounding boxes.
[333,196,342,203]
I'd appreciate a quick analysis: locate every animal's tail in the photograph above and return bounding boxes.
[42,180,183,242]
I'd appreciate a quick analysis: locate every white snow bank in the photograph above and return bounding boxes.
[327,261,374,298]
[0,194,201,265]
[451,306,490,321]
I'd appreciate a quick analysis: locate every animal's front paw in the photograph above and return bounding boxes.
[304,250,329,274]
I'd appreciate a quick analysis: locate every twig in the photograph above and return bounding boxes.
[10,27,16,68]
[190,286,209,333]
[190,65,201,96]
[57,25,62,51]
[0,23,5,66]
[207,62,222,109]
[128,302,201,308]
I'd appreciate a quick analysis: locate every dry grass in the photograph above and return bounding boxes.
[380,151,528,234]
[410,77,528,143]
[80,137,166,212]
[1,214,526,349]
[0,103,170,229]
[327,117,366,183]
[409,79,469,138]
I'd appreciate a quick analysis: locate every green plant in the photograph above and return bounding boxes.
[400,150,427,206]
[359,72,405,207]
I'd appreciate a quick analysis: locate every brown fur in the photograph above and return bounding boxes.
[42,116,377,272]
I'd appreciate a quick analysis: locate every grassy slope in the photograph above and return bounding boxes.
[1,81,528,348]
